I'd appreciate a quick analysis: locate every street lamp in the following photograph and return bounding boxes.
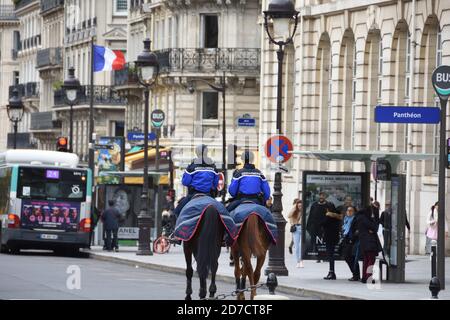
[62,66,81,153]
[263,0,299,276]
[7,88,25,150]
[188,72,228,203]
[135,38,160,256]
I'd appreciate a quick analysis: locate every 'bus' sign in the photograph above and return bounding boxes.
[432,65,450,100]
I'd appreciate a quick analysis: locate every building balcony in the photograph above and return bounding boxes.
[36,47,62,70]
[14,0,38,11]
[9,82,40,100]
[40,0,64,15]
[113,63,140,87]
[53,85,126,107]
[155,47,261,74]
[0,5,18,20]
[30,111,61,131]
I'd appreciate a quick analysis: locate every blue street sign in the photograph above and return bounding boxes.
[375,106,441,124]
[238,118,256,127]
[127,132,157,141]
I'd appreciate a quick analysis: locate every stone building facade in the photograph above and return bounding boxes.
[119,0,262,198]
[0,0,20,151]
[260,0,450,254]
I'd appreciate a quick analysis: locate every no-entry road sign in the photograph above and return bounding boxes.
[217,172,225,191]
[265,136,293,163]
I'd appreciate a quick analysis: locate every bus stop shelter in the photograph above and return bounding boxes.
[291,150,438,283]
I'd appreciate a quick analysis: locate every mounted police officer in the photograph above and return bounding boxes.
[227,150,271,212]
[174,144,219,217]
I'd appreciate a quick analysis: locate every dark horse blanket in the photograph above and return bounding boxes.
[174,195,238,242]
[230,203,278,244]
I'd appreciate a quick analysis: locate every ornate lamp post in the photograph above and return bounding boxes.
[135,38,160,256]
[263,0,299,276]
[7,88,25,150]
[188,72,228,203]
[62,67,81,153]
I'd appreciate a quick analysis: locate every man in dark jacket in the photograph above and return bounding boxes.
[102,200,121,252]
[227,150,271,212]
[174,144,219,217]
[321,200,342,280]
[306,192,336,262]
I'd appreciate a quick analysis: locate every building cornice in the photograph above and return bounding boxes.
[301,0,396,19]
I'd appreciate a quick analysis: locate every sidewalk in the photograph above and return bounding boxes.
[88,245,450,300]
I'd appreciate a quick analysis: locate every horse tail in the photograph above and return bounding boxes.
[196,205,221,280]
[245,214,270,258]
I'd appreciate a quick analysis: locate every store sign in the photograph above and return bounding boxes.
[118,227,139,240]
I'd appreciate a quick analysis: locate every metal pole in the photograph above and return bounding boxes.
[222,72,227,203]
[13,121,18,150]
[88,37,96,245]
[137,88,153,255]
[69,104,73,153]
[155,127,161,239]
[265,44,288,276]
[437,97,447,289]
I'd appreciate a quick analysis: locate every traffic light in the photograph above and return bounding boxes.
[227,144,238,170]
[57,137,69,152]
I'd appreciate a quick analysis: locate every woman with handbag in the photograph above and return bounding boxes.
[288,199,304,268]
[426,202,449,243]
[341,206,360,281]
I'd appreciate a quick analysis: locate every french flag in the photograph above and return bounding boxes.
[93,45,126,72]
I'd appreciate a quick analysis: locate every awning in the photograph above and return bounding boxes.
[291,150,438,173]
[125,147,171,171]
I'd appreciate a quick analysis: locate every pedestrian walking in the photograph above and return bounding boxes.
[102,200,121,252]
[341,206,360,281]
[426,202,449,245]
[321,202,342,280]
[288,198,299,255]
[355,206,382,283]
[288,199,304,268]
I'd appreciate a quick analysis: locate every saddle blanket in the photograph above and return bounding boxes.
[230,203,278,244]
[174,196,238,242]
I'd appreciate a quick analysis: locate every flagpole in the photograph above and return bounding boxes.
[89,36,96,247]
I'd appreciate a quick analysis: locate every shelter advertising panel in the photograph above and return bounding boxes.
[302,171,370,260]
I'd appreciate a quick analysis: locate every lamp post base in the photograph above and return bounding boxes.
[137,214,153,256]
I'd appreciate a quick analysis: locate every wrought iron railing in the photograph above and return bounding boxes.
[9,82,39,99]
[155,48,261,73]
[36,47,62,69]
[113,62,140,86]
[0,5,17,20]
[40,0,64,14]
[53,85,126,107]
[14,0,37,10]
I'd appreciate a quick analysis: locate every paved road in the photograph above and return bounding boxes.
[0,251,312,300]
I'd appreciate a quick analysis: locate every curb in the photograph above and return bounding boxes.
[90,252,361,300]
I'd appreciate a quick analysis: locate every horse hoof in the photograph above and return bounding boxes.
[185,295,192,301]
[209,293,215,299]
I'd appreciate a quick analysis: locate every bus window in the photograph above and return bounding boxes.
[17,167,87,202]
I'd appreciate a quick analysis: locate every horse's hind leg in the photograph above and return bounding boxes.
[254,254,267,286]
[242,256,255,300]
[184,242,193,300]
[231,245,243,300]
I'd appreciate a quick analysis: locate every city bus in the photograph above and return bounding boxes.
[0,150,92,254]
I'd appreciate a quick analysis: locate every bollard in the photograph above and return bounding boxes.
[429,240,440,299]
[266,273,278,295]
[429,277,441,299]
[254,273,289,300]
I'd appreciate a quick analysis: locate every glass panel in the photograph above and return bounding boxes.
[202,92,219,120]
[17,168,88,202]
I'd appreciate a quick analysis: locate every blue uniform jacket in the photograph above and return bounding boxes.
[228,164,271,201]
[181,159,219,193]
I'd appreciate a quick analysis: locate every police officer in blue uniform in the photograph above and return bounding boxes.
[227,150,271,212]
[174,144,219,217]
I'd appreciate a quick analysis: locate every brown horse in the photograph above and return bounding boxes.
[183,205,225,300]
[231,213,271,300]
